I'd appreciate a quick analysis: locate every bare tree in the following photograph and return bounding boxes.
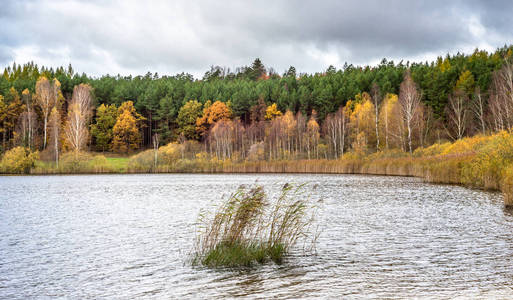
[210,120,233,160]
[305,112,320,159]
[371,83,381,151]
[20,89,36,150]
[16,110,38,149]
[49,107,61,167]
[398,70,422,154]
[488,90,504,132]
[324,113,337,158]
[324,107,347,158]
[338,107,347,157]
[268,116,286,160]
[488,57,513,131]
[419,104,434,147]
[64,84,93,152]
[471,87,487,135]
[282,111,297,157]
[446,89,469,140]
[35,77,60,149]
[296,111,306,156]
[379,94,400,150]
[153,133,159,170]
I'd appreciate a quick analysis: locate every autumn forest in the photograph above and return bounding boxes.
[1,45,513,176]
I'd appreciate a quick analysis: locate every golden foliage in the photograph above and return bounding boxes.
[159,142,184,164]
[112,103,142,154]
[0,146,38,173]
[350,96,375,152]
[196,100,232,137]
[265,103,282,120]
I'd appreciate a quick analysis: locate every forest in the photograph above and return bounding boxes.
[1,45,513,174]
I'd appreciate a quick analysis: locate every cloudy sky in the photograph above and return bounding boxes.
[0,0,512,78]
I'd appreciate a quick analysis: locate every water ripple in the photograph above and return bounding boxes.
[1,174,512,299]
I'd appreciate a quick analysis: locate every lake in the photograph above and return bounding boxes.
[1,174,513,298]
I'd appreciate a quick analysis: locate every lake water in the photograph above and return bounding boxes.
[1,174,513,299]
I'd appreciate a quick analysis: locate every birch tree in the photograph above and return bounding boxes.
[446,90,469,140]
[153,133,159,170]
[324,107,347,158]
[398,71,421,154]
[305,112,320,159]
[371,83,381,151]
[19,89,37,149]
[48,107,61,166]
[489,57,513,131]
[64,84,93,152]
[471,87,486,135]
[35,77,61,149]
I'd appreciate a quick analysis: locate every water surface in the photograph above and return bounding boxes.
[1,174,512,298]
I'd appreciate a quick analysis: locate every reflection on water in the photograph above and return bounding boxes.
[1,174,513,299]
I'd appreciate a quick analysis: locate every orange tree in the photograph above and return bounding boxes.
[196,100,231,138]
[112,101,145,153]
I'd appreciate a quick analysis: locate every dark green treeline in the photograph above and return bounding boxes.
[1,46,510,146]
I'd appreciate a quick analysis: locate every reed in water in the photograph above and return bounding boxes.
[192,183,320,268]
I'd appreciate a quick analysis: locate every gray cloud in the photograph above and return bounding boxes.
[0,0,512,78]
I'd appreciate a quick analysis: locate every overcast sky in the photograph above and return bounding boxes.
[1,0,512,78]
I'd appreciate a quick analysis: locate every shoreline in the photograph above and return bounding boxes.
[2,157,508,205]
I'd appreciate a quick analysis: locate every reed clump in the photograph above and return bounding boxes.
[193,183,320,268]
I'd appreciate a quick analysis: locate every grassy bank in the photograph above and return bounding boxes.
[2,131,513,205]
[30,153,129,174]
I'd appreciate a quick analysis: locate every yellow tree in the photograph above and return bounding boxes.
[379,93,404,150]
[0,95,6,151]
[282,110,297,156]
[7,89,25,143]
[0,89,25,151]
[305,111,320,159]
[177,100,203,140]
[265,103,282,120]
[112,101,144,153]
[196,100,231,137]
[349,93,375,152]
[455,69,475,96]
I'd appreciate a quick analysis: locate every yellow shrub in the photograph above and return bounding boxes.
[441,135,491,156]
[159,142,183,164]
[0,147,39,174]
[341,151,364,161]
[127,150,154,172]
[195,152,208,160]
[413,142,451,157]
